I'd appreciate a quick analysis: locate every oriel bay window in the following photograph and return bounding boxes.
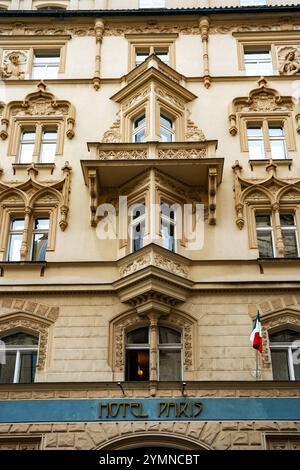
[0,332,38,384]
[270,329,300,381]
[18,126,58,164]
[7,216,49,262]
[125,324,182,381]
[255,212,299,258]
[247,122,287,160]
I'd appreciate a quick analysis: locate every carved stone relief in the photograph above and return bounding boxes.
[277,46,300,75]
[0,50,28,80]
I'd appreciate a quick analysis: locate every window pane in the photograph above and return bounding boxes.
[32,233,48,261]
[155,51,169,64]
[161,220,175,252]
[34,218,50,230]
[22,131,36,141]
[270,330,300,343]
[270,140,286,160]
[11,219,25,231]
[32,53,60,79]
[248,140,265,159]
[159,350,181,381]
[125,349,149,381]
[257,231,274,257]
[134,130,145,143]
[134,115,145,129]
[280,214,295,227]
[132,221,145,252]
[135,51,149,65]
[127,327,148,345]
[40,143,56,163]
[247,127,263,138]
[0,352,16,384]
[160,115,173,129]
[282,230,298,257]
[256,214,271,227]
[160,128,173,142]
[159,327,181,344]
[19,352,37,384]
[294,360,300,381]
[2,333,38,346]
[8,234,22,261]
[19,143,34,164]
[131,204,145,220]
[269,126,284,137]
[271,349,290,380]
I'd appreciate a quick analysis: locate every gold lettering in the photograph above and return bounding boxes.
[130,403,149,418]
[192,402,203,418]
[99,402,109,418]
[178,402,189,417]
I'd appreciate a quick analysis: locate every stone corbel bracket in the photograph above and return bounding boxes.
[232,159,300,230]
[87,169,99,227]
[228,78,297,136]
[199,16,211,89]
[93,18,105,91]
[0,82,76,140]
[0,161,72,233]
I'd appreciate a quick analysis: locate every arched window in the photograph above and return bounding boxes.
[132,114,146,143]
[0,332,38,384]
[160,113,175,142]
[129,202,146,253]
[125,325,182,381]
[270,329,300,381]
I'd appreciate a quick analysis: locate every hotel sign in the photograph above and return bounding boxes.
[99,400,203,420]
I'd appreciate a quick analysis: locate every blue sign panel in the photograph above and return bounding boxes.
[0,398,299,423]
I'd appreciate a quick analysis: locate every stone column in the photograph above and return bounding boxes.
[199,16,211,89]
[20,206,32,261]
[93,19,105,91]
[272,203,284,257]
[148,312,159,383]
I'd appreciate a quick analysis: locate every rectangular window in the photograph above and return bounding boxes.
[160,114,175,142]
[140,0,165,8]
[19,130,36,164]
[7,217,49,262]
[18,127,57,164]
[31,51,60,80]
[31,218,49,261]
[133,114,146,143]
[247,125,265,159]
[280,213,299,258]
[135,47,169,66]
[270,349,290,380]
[244,49,272,76]
[40,129,57,163]
[7,219,25,262]
[255,213,274,258]
[269,125,286,160]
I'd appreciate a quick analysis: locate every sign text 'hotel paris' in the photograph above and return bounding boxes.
[98,400,203,420]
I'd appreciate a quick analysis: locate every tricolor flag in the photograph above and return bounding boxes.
[250,312,262,353]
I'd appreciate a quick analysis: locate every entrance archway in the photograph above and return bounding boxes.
[97,432,210,450]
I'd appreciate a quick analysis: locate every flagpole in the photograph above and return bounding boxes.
[255,348,259,381]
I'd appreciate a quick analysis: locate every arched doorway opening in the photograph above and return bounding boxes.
[97,432,210,450]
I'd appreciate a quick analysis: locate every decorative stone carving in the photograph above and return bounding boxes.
[185,113,206,142]
[158,148,206,159]
[232,159,300,230]
[98,150,148,160]
[0,51,28,80]
[153,254,189,278]
[119,251,189,279]
[228,79,295,136]
[278,47,300,75]
[93,19,105,91]
[0,82,76,140]
[0,309,57,371]
[105,23,199,36]
[119,255,151,278]
[155,86,185,111]
[101,117,121,143]
[0,162,72,235]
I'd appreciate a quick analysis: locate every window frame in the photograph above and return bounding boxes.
[129,200,146,253]
[249,205,300,258]
[31,50,61,80]
[126,34,177,71]
[269,330,300,381]
[0,332,39,384]
[255,212,275,258]
[160,199,178,253]
[11,120,62,163]
[125,324,183,382]
[244,48,273,76]
[30,216,50,262]
[240,115,295,159]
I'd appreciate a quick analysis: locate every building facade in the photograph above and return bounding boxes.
[0,0,300,451]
